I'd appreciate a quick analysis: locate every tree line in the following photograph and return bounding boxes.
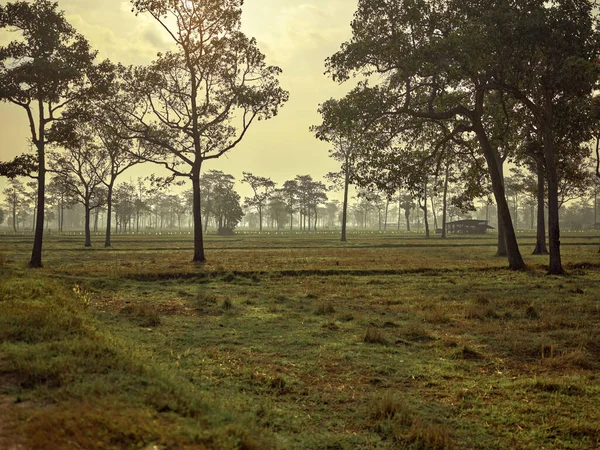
[3,165,600,241]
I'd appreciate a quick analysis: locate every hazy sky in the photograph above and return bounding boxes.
[0,0,358,199]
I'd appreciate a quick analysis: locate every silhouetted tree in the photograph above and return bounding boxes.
[115,0,288,261]
[242,172,276,232]
[0,0,104,266]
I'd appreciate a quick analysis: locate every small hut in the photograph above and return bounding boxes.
[446,219,494,235]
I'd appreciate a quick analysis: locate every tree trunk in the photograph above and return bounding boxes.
[191,173,206,262]
[422,182,430,238]
[60,197,64,232]
[84,200,92,247]
[543,123,563,274]
[94,209,99,232]
[405,208,411,232]
[441,164,449,239]
[472,111,524,270]
[533,160,548,255]
[105,183,114,247]
[384,200,389,231]
[341,166,349,242]
[397,192,401,232]
[430,196,438,232]
[12,196,17,233]
[30,140,45,268]
[259,205,263,232]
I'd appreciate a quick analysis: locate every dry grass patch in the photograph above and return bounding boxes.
[363,327,387,345]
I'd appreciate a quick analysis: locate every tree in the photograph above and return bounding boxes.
[477,1,599,273]
[242,172,276,232]
[280,180,299,231]
[325,0,535,270]
[49,139,106,247]
[46,175,77,233]
[116,0,288,261]
[313,98,361,241]
[212,179,243,234]
[2,179,26,232]
[90,111,149,246]
[0,0,102,267]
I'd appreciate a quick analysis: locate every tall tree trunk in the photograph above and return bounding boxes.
[104,181,114,247]
[405,207,411,232]
[12,196,17,233]
[472,109,524,270]
[441,164,449,239]
[84,200,92,247]
[191,171,206,262]
[259,205,263,232]
[94,209,99,233]
[30,138,45,268]
[533,160,548,255]
[384,200,389,231]
[430,196,438,232]
[341,166,349,242]
[60,197,64,233]
[204,200,209,233]
[397,192,401,232]
[422,182,430,238]
[543,122,563,274]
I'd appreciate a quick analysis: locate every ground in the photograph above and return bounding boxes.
[0,231,599,449]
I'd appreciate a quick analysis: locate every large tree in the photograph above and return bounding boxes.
[0,0,102,267]
[485,0,599,273]
[325,0,527,270]
[116,0,288,262]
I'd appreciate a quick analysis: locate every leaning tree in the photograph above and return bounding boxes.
[115,0,288,262]
[325,0,527,270]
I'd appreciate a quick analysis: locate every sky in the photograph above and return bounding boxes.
[0,0,359,200]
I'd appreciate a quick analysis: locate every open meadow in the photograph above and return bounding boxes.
[1,231,600,449]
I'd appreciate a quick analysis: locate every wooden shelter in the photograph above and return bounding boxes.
[446,219,494,235]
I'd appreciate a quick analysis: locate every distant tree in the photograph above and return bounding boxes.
[113,182,136,232]
[295,175,328,231]
[242,172,276,232]
[280,180,299,231]
[267,192,288,231]
[46,175,77,232]
[313,98,362,241]
[0,0,104,267]
[212,179,243,234]
[92,114,149,246]
[324,201,341,229]
[114,0,288,262]
[49,140,106,247]
[0,209,4,226]
[200,170,236,232]
[2,179,26,232]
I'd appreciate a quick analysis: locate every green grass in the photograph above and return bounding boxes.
[1,231,600,449]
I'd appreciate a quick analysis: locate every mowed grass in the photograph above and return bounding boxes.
[1,231,600,449]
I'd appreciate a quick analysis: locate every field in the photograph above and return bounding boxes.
[1,231,600,449]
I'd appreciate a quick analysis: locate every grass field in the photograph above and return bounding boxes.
[1,231,600,449]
